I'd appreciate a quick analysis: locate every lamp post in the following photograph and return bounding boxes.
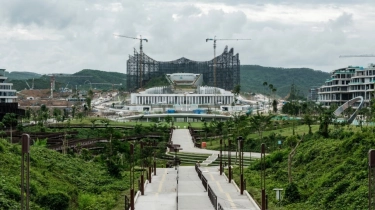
[238,136,244,195]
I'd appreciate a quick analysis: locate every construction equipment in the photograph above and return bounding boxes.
[114,34,148,89]
[47,74,92,98]
[339,54,375,58]
[206,36,251,87]
[90,83,122,90]
[24,78,34,90]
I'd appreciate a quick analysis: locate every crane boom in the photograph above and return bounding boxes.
[114,34,148,89]
[339,54,375,58]
[206,37,251,87]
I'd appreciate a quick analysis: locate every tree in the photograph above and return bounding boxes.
[303,113,315,135]
[2,113,18,143]
[318,106,336,137]
[249,111,274,141]
[287,135,303,183]
[272,99,278,113]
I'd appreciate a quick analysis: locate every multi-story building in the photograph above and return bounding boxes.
[318,64,375,107]
[0,69,25,120]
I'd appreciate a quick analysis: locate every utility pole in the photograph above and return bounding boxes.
[205,37,251,88]
[114,34,148,89]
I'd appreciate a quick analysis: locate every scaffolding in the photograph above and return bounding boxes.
[126,46,240,91]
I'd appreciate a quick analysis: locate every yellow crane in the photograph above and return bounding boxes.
[114,34,148,89]
[206,36,251,88]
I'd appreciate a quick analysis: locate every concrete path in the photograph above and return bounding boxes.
[134,168,177,210]
[178,166,213,210]
[201,166,260,210]
[171,129,262,158]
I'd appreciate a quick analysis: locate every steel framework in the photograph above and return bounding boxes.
[126,46,240,91]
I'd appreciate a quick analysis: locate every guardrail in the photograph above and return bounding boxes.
[208,185,218,210]
[202,175,208,191]
[218,203,224,210]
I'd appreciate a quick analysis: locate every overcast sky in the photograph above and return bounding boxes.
[1,0,375,75]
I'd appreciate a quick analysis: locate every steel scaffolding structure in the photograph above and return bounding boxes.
[126,46,240,91]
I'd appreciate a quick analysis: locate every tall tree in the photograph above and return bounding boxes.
[2,113,18,143]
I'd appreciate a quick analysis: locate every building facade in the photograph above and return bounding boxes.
[318,64,375,107]
[131,86,235,106]
[0,69,25,120]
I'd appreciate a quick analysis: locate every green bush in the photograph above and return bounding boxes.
[285,182,300,203]
[37,192,70,210]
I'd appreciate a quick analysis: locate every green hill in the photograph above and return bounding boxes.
[240,65,330,98]
[5,71,42,81]
[0,139,130,209]
[10,69,127,91]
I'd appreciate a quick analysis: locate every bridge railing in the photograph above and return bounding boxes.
[202,175,208,191]
[218,203,224,210]
[208,185,218,210]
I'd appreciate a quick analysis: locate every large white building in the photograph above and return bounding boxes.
[318,64,375,107]
[130,85,235,106]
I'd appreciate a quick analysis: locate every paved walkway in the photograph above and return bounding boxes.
[134,168,177,210]
[171,129,262,158]
[178,166,213,210]
[201,166,260,210]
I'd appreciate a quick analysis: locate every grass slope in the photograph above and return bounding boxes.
[0,139,131,210]
[234,127,371,209]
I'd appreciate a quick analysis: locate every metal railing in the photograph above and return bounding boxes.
[218,203,224,210]
[125,195,130,210]
[208,185,218,210]
[202,176,208,191]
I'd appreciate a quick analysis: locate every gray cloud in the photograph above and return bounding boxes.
[0,0,374,75]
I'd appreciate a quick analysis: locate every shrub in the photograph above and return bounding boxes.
[285,182,300,203]
[37,192,70,210]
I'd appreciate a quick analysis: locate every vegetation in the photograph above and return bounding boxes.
[240,65,330,98]
[11,69,127,91]
[0,139,133,209]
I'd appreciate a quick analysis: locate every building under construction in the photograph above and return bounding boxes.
[126,46,240,91]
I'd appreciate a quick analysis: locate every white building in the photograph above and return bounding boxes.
[0,69,17,103]
[131,86,235,106]
[318,64,375,107]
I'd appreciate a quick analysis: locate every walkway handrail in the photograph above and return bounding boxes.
[208,184,218,210]
[202,175,208,191]
[218,203,224,210]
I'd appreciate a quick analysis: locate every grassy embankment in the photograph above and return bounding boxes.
[230,126,370,209]
[0,139,136,210]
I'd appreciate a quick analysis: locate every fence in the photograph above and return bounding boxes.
[202,176,208,191]
[125,195,130,210]
[218,203,224,210]
[208,185,218,210]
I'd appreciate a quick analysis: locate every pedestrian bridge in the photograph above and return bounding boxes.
[131,129,260,210]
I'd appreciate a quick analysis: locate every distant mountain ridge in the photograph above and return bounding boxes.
[7,67,330,97]
[10,69,127,91]
[240,65,330,98]
[5,71,42,81]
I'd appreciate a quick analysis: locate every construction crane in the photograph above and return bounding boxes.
[24,78,34,90]
[114,34,148,89]
[339,54,375,58]
[206,36,251,88]
[47,74,92,98]
[90,83,122,90]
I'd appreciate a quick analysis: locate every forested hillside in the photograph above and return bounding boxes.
[5,71,42,81]
[240,65,330,98]
[11,69,127,91]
